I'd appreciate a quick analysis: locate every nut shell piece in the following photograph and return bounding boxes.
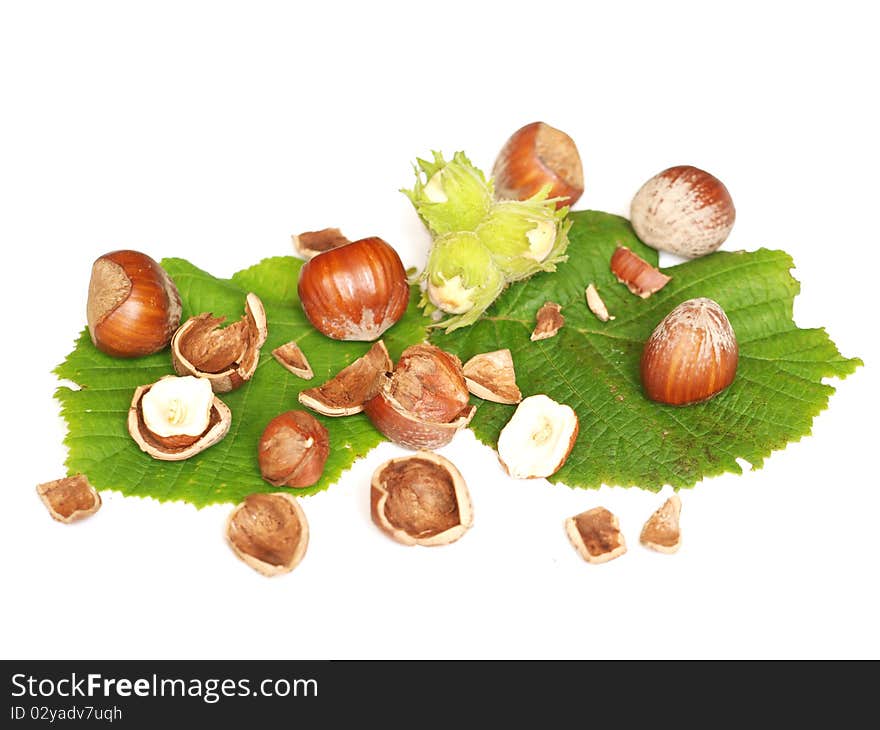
[297,236,410,341]
[630,165,735,257]
[641,495,682,554]
[585,283,615,323]
[493,121,584,208]
[171,292,268,393]
[36,474,101,523]
[497,394,578,479]
[272,341,313,379]
[258,411,330,488]
[565,507,627,564]
[371,451,473,546]
[610,246,671,298]
[292,227,351,260]
[226,493,309,576]
[462,349,522,404]
[298,340,392,416]
[641,297,738,405]
[128,382,232,461]
[530,302,564,341]
[87,249,182,358]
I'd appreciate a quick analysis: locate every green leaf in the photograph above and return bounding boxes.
[54,256,429,507]
[430,210,862,490]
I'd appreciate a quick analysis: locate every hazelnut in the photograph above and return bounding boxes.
[641,297,738,405]
[610,245,671,298]
[36,474,101,523]
[370,451,473,546]
[565,507,627,564]
[171,293,268,393]
[226,493,309,576]
[364,344,475,450]
[462,349,522,405]
[493,121,584,208]
[641,495,682,554]
[497,394,578,479]
[630,165,735,257]
[87,249,182,357]
[258,411,329,489]
[128,375,232,460]
[297,236,410,341]
[298,340,392,416]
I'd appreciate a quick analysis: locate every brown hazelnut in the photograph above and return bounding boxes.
[258,411,329,489]
[87,249,182,357]
[364,344,475,450]
[493,121,584,208]
[298,340,392,416]
[371,451,473,546]
[226,493,309,576]
[127,375,232,461]
[630,165,735,257]
[297,236,410,341]
[36,474,101,523]
[641,298,738,405]
[171,292,268,393]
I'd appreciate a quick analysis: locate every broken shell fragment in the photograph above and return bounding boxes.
[462,349,522,404]
[640,495,682,554]
[272,340,313,379]
[565,507,627,564]
[298,340,391,416]
[610,246,671,298]
[36,474,101,523]
[497,394,578,479]
[128,377,232,461]
[258,411,330,488]
[291,227,351,260]
[370,451,473,546]
[226,493,309,577]
[364,343,475,450]
[171,292,268,393]
[585,283,615,322]
[530,302,564,341]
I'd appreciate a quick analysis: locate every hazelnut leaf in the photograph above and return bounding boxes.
[54,256,429,507]
[430,210,862,490]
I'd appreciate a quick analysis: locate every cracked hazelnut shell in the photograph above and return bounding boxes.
[565,507,627,564]
[87,250,182,357]
[298,340,392,416]
[128,381,231,460]
[641,495,682,554]
[630,165,735,257]
[258,411,329,488]
[493,121,584,208]
[171,292,268,393]
[641,297,738,405]
[611,245,671,298]
[364,344,475,450]
[462,349,522,404]
[36,474,101,523]
[227,493,309,576]
[292,227,351,260]
[272,341,313,379]
[371,451,473,546]
[297,236,410,341]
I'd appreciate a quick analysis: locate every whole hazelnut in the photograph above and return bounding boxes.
[297,236,410,341]
[630,165,735,258]
[258,411,330,488]
[87,250,182,357]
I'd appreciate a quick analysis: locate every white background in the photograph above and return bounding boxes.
[1,1,877,659]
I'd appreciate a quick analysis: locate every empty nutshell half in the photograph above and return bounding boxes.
[371,451,473,547]
[36,474,101,523]
[565,507,626,564]
[640,495,682,554]
[226,493,309,577]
